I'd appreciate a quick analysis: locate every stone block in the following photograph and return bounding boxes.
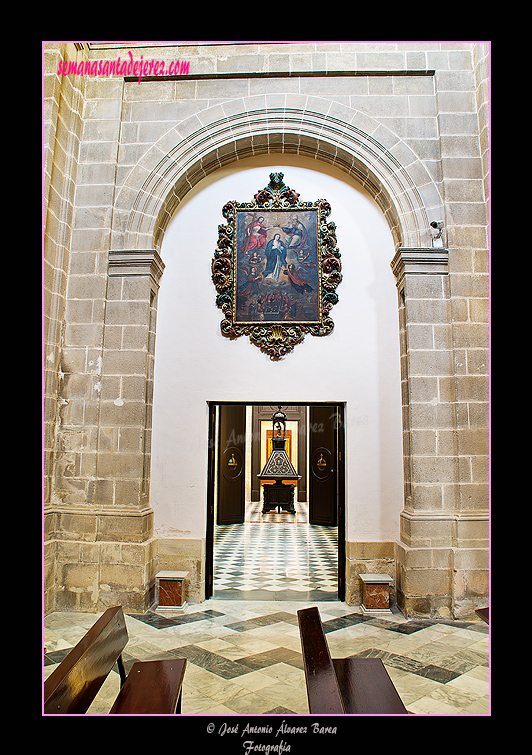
[64,323,104,348]
[96,452,144,480]
[458,483,489,510]
[105,300,149,327]
[157,538,206,604]
[457,427,489,455]
[114,479,142,508]
[408,349,453,377]
[99,400,146,427]
[91,478,114,506]
[405,298,450,324]
[62,562,99,591]
[412,456,458,484]
[57,513,98,541]
[103,350,148,377]
[401,566,451,600]
[98,512,153,543]
[409,483,444,511]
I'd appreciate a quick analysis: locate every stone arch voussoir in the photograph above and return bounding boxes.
[111,97,443,254]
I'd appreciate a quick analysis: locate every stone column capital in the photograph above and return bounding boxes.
[108,249,165,290]
[391,247,448,285]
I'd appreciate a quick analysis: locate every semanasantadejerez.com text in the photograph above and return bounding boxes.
[56,51,190,83]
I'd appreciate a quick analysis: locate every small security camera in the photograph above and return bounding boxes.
[429,221,444,247]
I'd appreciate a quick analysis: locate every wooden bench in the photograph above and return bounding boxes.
[44,606,186,715]
[475,607,489,624]
[297,606,408,715]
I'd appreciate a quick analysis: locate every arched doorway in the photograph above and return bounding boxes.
[149,158,404,606]
[110,105,441,608]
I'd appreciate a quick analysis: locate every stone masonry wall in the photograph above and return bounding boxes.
[43,42,489,616]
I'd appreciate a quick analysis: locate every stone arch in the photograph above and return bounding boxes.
[110,96,443,254]
[103,95,456,616]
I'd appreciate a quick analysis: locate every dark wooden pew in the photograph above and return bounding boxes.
[44,606,186,715]
[297,606,408,715]
[475,607,489,624]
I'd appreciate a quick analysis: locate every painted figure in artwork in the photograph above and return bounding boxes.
[263,234,288,282]
[238,266,262,297]
[282,214,307,252]
[242,216,279,255]
[283,263,314,294]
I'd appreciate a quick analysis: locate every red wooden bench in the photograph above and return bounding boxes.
[44,606,186,715]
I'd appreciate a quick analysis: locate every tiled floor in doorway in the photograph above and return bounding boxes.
[213,501,338,601]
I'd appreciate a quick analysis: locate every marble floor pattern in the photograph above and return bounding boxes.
[213,501,338,601]
[44,504,489,716]
[44,600,489,716]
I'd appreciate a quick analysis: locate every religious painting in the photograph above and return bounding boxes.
[212,173,342,360]
[235,209,320,324]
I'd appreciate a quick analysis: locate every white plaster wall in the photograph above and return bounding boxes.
[150,156,403,543]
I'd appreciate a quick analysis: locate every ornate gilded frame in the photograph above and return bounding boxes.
[212,173,342,359]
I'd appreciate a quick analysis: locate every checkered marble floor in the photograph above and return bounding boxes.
[44,600,490,715]
[213,502,338,600]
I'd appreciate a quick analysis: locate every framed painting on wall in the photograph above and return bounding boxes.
[235,209,320,324]
[212,173,342,360]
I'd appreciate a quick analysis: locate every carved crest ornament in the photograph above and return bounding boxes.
[211,173,342,360]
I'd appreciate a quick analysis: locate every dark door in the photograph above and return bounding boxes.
[217,404,246,524]
[309,405,338,526]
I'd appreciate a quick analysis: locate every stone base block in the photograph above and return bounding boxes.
[156,570,189,610]
[345,541,395,607]
[50,537,157,613]
[44,508,157,613]
[359,573,393,615]
[156,538,205,605]
[395,540,489,619]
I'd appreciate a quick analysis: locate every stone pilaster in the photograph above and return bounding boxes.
[392,247,457,617]
[48,250,164,613]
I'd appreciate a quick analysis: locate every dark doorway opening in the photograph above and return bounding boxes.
[206,402,346,601]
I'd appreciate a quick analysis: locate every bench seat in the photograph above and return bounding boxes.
[297,606,408,715]
[44,606,186,715]
[109,659,187,714]
[333,657,408,714]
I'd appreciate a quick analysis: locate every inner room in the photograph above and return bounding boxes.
[210,403,343,602]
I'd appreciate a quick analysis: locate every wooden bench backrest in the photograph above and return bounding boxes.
[44,606,128,714]
[297,606,345,714]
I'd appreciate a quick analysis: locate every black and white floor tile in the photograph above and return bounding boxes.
[213,501,338,600]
